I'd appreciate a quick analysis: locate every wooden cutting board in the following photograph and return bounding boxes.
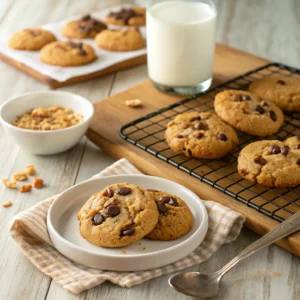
[0,53,146,88]
[87,44,300,257]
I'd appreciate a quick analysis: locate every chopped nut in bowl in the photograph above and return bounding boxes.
[12,105,83,131]
[0,91,94,155]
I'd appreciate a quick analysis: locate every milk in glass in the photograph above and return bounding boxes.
[147,0,216,94]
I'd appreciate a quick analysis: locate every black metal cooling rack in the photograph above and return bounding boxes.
[120,63,300,223]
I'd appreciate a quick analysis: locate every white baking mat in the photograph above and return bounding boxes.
[0,5,147,82]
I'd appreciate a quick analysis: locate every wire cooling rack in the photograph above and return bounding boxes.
[120,63,300,223]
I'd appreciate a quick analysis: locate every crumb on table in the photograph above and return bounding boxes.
[13,171,28,181]
[121,250,127,254]
[2,178,17,189]
[26,165,36,176]
[33,178,44,189]
[20,184,32,193]
[2,200,12,208]
[125,99,142,108]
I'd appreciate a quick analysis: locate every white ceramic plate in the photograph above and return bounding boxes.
[47,175,208,271]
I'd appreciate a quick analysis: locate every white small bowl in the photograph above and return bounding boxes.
[0,91,94,155]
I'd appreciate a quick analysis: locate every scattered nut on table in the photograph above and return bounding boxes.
[2,178,17,189]
[33,178,44,189]
[13,171,28,181]
[26,165,36,176]
[2,200,12,208]
[20,184,32,193]
[125,99,142,108]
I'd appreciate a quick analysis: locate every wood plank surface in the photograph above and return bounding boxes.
[1,1,300,300]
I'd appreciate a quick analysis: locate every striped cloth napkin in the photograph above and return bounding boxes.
[10,158,245,294]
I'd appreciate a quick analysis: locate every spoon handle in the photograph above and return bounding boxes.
[218,211,300,277]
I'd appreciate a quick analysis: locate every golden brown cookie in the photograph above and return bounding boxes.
[94,28,145,51]
[238,136,300,187]
[105,7,146,26]
[249,76,300,112]
[40,41,96,66]
[8,28,56,50]
[145,190,193,241]
[214,90,284,136]
[165,111,239,159]
[77,183,159,248]
[61,14,107,39]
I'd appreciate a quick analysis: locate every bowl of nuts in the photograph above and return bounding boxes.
[0,91,94,155]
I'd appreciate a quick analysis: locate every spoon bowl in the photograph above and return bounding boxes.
[169,271,220,298]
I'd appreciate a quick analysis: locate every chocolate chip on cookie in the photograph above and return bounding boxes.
[254,155,267,165]
[120,226,135,236]
[281,145,290,156]
[92,213,105,225]
[269,144,281,154]
[277,79,286,85]
[195,132,204,139]
[194,122,208,130]
[254,104,265,114]
[268,110,277,122]
[116,187,132,195]
[216,133,227,141]
[103,187,114,198]
[157,202,168,214]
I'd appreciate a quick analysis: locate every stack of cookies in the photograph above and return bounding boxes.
[8,6,146,67]
[165,76,300,188]
[77,183,193,248]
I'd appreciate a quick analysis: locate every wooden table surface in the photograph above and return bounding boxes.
[0,1,299,300]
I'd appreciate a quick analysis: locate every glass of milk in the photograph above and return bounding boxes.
[147,0,216,95]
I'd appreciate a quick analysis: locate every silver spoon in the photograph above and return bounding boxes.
[169,210,300,298]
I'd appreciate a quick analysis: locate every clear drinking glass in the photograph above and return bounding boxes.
[146,0,217,95]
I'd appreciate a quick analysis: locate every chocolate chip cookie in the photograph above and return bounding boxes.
[94,28,145,51]
[77,183,159,248]
[238,136,300,187]
[249,76,300,112]
[8,28,56,50]
[105,7,146,26]
[214,90,284,136]
[145,190,193,241]
[40,41,96,66]
[61,14,107,39]
[165,111,239,159]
